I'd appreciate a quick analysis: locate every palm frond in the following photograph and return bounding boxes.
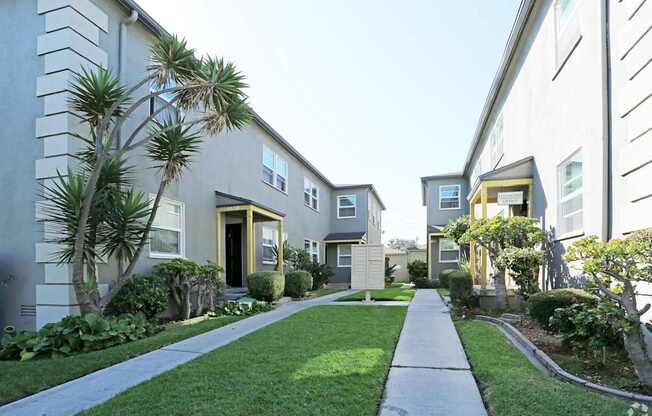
[68,67,130,127]
[100,189,151,263]
[146,116,202,184]
[201,99,251,136]
[148,34,200,89]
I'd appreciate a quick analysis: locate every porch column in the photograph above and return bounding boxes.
[427,234,432,279]
[277,219,284,272]
[246,207,255,275]
[480,183,488,289]
[469,199,477,285]
[215,209,222,268]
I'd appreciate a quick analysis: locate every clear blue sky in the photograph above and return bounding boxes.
[137,0,521,244]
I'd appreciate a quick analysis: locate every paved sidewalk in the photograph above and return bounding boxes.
[379,289,487,416]
[0,289,355,416]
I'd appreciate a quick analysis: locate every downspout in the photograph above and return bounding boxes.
[117,9,139,148]
[601,0,613,241]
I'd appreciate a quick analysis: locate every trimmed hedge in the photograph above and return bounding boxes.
[247,272,285,302]
[285,271,313,298]
[105,274,170,320]
[449,271,473,305]
[413,277,436,289]
[438,269,457,289]
[527,289,597,329]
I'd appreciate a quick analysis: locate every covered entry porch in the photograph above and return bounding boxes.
[468,157,535,289]
[215,192,284,288]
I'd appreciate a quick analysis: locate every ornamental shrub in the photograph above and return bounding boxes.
[0,313,155,361]
[105,274,170,320]
[407,259,427,279]
[439,269,457,289]
[449,271,473,306]
[413,277,436,289]
[247,271,285,301]
[208,301,273,317]
[527,289,597,329]
[307,262,333,290]
[285,271,313,298]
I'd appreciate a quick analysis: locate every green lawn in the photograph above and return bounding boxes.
[81,306,407,416]
[336,284,415,302]
[308,287,345,298]
[455,320,631,416]
[0,315,245,405]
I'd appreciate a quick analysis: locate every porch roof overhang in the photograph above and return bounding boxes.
[468,156,534,203]
[323,232,367,244]
[215,191,285,221]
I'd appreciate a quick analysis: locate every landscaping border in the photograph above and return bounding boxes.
[476,315,652,404]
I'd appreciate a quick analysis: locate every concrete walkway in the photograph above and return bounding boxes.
[0,289,356,416]
[379,289,487,416]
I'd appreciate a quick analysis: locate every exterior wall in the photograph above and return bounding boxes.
[330,187,370,235]
[326,243,355,284]
[428,238,460,280]
[464,0,608,286]
[424,177,469,227]
[366,190,383,244]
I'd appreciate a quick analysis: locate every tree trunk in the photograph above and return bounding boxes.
[182,286,192,320]
[494,269,508,311]
[621,282,652,386]
[100,178,167,312]
[71,153,107,315]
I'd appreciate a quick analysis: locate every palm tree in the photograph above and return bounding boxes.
[59,34,250,314]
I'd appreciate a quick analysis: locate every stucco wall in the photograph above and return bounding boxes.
[424,176,469,228]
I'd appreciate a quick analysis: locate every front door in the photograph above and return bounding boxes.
[225,223,243,287]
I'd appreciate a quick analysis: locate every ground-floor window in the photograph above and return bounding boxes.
[150,198,185,258]
[337,244,352,267]
[262,227,276,264]
[439,238,459,263]
[304,239,320,262]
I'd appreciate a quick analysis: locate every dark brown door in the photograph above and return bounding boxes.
[225,224,242,287]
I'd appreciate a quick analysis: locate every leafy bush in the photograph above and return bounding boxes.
[527,289,597,329]
[495,247,543,300]
[0,313,155,361]
[247,271,284,301]
[105,274,170,320]
[439,269,457,289]
[208,301,273,317]
[449,271,473,306]
[385,257,397,285]
[155,259,225,320]
[413,277,436,289]
[285,271,313,298]
[287,247,333,289]
[549,301,627,362]
[407,260,427,279]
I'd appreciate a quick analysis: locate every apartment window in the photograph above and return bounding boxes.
[439,185,461,210]
[337,244,352,267]
[439,238,460,264]
[149,80,181,120]
[262,145,288,193]
[490,114,504,167]
[304,178,319,211]
[304,239,320,263]
[337,195,357,218]
[554,0,580,70]
[262,227,276,264]
[150,198,184,258]
[558,150,583,235]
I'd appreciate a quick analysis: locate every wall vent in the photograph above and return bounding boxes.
[20,305,36,317]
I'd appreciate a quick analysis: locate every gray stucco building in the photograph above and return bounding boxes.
[0,0,385,331]
[421,0,652,310]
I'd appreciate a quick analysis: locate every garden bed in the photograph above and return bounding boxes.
[510,317,651,396]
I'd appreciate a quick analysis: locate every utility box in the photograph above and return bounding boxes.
[351,244,385,290]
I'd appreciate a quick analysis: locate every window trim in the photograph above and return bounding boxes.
[262,145,289,194]
[262,227,277,265]
[490,114,504,168]
[149,196,185,259]
[557,148,584,237]
[552,0,582,79]
[303,178,319,211]
[439,184,461,210]
[337,244,352,268]
[337,195,357,219]
[304,239,320,263]
[438,238,460,264]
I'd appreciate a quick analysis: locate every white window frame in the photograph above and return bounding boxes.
[439,184,461,210]
[557,149,583,236]
[262,145,288,194]
[438,238,460,264]
[303,178,319,211]
[337,244,352,268]
[149,197,185,259]
[553,0,581,74]
[337,195,357,219]
[304,239,320,263]
[490,114,504,168]
[262,227,277,265]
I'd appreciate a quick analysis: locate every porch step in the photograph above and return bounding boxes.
[225,287,248,302]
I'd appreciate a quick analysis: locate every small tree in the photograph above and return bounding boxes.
[407,259,427,280]
[495,247,543,300]
[385,257,397,285]
[443,215,469,245]
[459,216,545,310]
[565,230,652,386]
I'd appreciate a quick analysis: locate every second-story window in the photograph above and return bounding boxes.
[304,178,319,210]
[490,114,504,168]
[439,185,461,210]
[554,0,580,71]
[558,150,583,236]
[262,145,288,193]
[337,195,357,219]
